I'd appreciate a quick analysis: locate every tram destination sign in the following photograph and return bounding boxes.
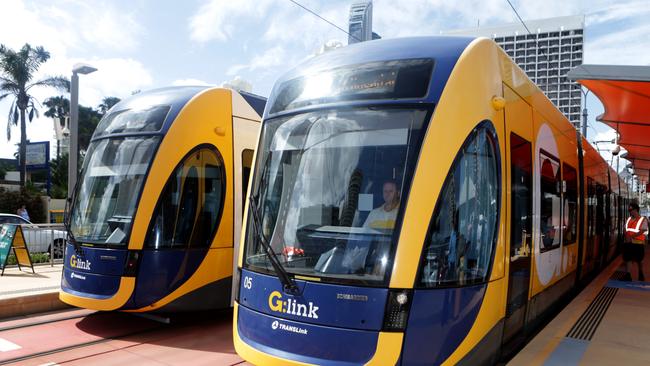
[270,58,434,114]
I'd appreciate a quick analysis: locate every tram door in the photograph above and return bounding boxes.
[503,87,533,345]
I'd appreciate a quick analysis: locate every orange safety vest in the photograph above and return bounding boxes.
[625,216,648,244]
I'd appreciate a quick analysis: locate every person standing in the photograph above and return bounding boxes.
[623,202,648,281]
[16,205,30,222]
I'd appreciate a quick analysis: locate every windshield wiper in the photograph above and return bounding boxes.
[64,171,83,255]
[248,195,300,295]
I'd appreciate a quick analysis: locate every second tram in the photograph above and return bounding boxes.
[60,86,264,312]
[233,37,630,365]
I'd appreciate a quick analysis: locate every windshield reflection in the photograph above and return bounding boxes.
[71,136,160,244]
[245,108,427,285]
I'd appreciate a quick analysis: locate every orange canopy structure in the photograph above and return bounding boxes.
[568,64,650,185]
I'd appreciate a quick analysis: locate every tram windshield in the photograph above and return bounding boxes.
[71,136,160,245]
[245,107,427,285]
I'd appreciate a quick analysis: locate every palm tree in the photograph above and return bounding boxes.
[98,96,120,114]
[43,95,70,158]
[0,43,69,186]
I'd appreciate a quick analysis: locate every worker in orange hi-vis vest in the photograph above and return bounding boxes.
[623,202,648,281]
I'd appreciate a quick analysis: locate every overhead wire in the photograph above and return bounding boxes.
[504,0,591,133]
[504,0,550,66]
[287,0,362,43]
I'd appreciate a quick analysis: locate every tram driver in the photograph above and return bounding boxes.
[363,180,401,230]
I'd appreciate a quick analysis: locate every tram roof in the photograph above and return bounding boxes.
[568,64,650,184]
[266,36,475,117]
[93,86,266,140]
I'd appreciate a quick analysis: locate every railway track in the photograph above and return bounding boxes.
[0,309,245,365]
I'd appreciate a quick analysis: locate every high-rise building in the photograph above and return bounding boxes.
[348,1,373,44]
[445,15,585,127]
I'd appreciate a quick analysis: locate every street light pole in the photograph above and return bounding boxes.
[68,63,97,202]
[581,87,590,139]
[68,72,79,202]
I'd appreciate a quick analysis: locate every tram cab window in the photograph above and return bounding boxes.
[563,163,577,244]
[146,147,225,249]
[71,136,160,245]
[539,152,561,252]
[418,124,500,287]
[244,108,427,285]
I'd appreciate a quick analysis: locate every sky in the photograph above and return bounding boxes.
[1,0,649,165]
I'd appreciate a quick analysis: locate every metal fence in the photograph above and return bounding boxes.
[17,223,67,266]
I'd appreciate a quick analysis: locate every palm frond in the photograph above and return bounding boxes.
[27,76,69,92]
[0,76,19,87]
[6,101,18,140]
[27,100,40,122]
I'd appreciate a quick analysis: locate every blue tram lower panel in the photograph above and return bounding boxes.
[402,285,487,365]
[61,268,121,298]
[238,269,491,365]
[132,248,208,307]
[239,269,389,330]
[61,243,127,298]
[238,305,379,365]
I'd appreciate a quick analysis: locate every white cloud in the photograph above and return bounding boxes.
[586,23,650,65]
[171,78,212,86]
[0,0,150,159]
[75,2,145,52]
[0,0,143,54]
[189,0,278,43]
[1,57,153,159]
[226,64,248,77]
[586,1,650,26]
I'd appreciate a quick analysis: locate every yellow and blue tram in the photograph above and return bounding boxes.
[233,37,630,365]
[60,86,264,312]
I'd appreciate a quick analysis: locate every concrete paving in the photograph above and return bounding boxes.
[0,264,68,320]
[510,247,650,366]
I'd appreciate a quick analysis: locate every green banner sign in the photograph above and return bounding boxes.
[0,224,18,271]
[1,224,34,275]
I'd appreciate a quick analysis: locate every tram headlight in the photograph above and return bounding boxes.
[383,289,413,332]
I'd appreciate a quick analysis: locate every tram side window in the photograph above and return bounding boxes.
[587,177,596,239]
[193,162,224,247]
[146,148,225,249]
[563,163,577,244]
[242,149,254,213]
[510,133,532,258]
[418,124,500,287]
[539,152,561,252]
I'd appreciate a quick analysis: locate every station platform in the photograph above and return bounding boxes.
[0,264,68,320]
[509,247,650,366]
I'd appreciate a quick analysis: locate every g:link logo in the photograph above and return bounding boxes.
[268,291,319,319]
[70,254,91,270]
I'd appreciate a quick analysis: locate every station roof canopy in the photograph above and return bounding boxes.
[568,64,650,184]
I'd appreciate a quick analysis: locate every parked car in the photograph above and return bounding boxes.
[0,214,67,259]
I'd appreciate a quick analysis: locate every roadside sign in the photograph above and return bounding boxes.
[0,225,35,276]
[0,225,15,271]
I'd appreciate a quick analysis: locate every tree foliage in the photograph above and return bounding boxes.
[0,43,69,186]
[0,187,45,223]
[98,96,120,114]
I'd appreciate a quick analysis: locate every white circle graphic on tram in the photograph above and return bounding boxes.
[534,123,562,286]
